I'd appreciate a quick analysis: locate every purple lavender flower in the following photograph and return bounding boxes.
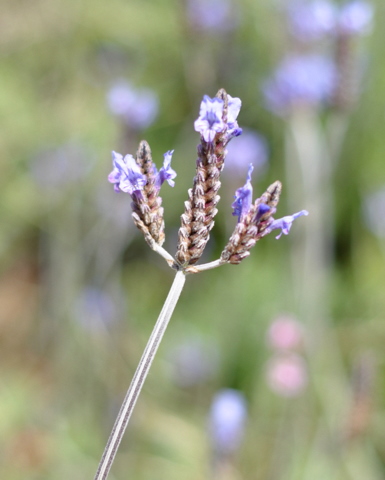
[338,0,373,35]
[232,164,254,221]
[287,0,336,41]
[155,150,177,189]
[107,81,159,130]
[265,210,309,239]
[263,54,336,114]
[194,95,225,143]
[108,151,147,196]
[186,0,238,32]
[209,389,247,454]
[225,129,268,175]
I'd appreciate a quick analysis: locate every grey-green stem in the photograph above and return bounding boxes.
[94,269,186,480]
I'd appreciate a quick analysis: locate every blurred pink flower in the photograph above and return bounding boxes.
[267,315,304,351]
[265,353,308,397]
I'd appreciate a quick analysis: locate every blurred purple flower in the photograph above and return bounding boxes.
[194,95,225,143]
[155,150,177,190]
[74,287,118,332]
[267,314,304,351]
[107,81,159,130]
[265,210,309,239]
[232,164,254,221]
[263,54,336,114]
[108,151,147,196]
[362,186,385,238]
[225,129,268,175]
[168,338,220,388]
[338,0,373,35]
[30,143,92,189]
[209,389,247,454]
[265,353,308,397]
[288,0,336,41]
[186,0,238,32]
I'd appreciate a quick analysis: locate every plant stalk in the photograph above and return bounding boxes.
[94,269,186,480]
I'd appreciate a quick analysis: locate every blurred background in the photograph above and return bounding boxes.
[1,0,385,478]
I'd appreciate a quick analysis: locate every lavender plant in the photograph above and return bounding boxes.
[94,89,308,479]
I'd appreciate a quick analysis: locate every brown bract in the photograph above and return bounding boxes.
[131,140,165,247]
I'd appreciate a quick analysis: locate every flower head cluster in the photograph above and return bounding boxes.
[107,81,159,130]
[108,89,308,270]
[288,0,373,41]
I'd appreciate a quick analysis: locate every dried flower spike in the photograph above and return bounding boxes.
[221,165,308,265]
[108,140,176,249]
[176,89,242,267]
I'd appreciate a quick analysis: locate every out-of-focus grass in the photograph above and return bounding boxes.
[1,0,385,479]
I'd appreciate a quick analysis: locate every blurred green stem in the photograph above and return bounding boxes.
[94,269,186,480]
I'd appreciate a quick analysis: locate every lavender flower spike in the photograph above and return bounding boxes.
[267,210,309,239]
[194,95,225,143]
[108,151,147,196]
[155,150,177,189]
[232,164,254,222]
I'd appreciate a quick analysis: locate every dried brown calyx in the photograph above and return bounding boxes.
[221,181,282,265]
[131,140,165,247]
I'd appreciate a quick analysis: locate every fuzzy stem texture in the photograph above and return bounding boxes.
[94,270,186,480]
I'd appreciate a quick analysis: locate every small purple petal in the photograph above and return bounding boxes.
[194,95,225,143]
[108,151,147,196]
[156,150,177,189]
[267,210,309,239]
[232,164,254,221]
[226,94,242,140]
[255,203,271,223]
[227,95,242,127]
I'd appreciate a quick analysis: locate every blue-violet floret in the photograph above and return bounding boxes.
[266,210,309,239]
[232,164,254,222]
[155,150,177,189]
[108,151,147,196]
[194,95,225,143]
